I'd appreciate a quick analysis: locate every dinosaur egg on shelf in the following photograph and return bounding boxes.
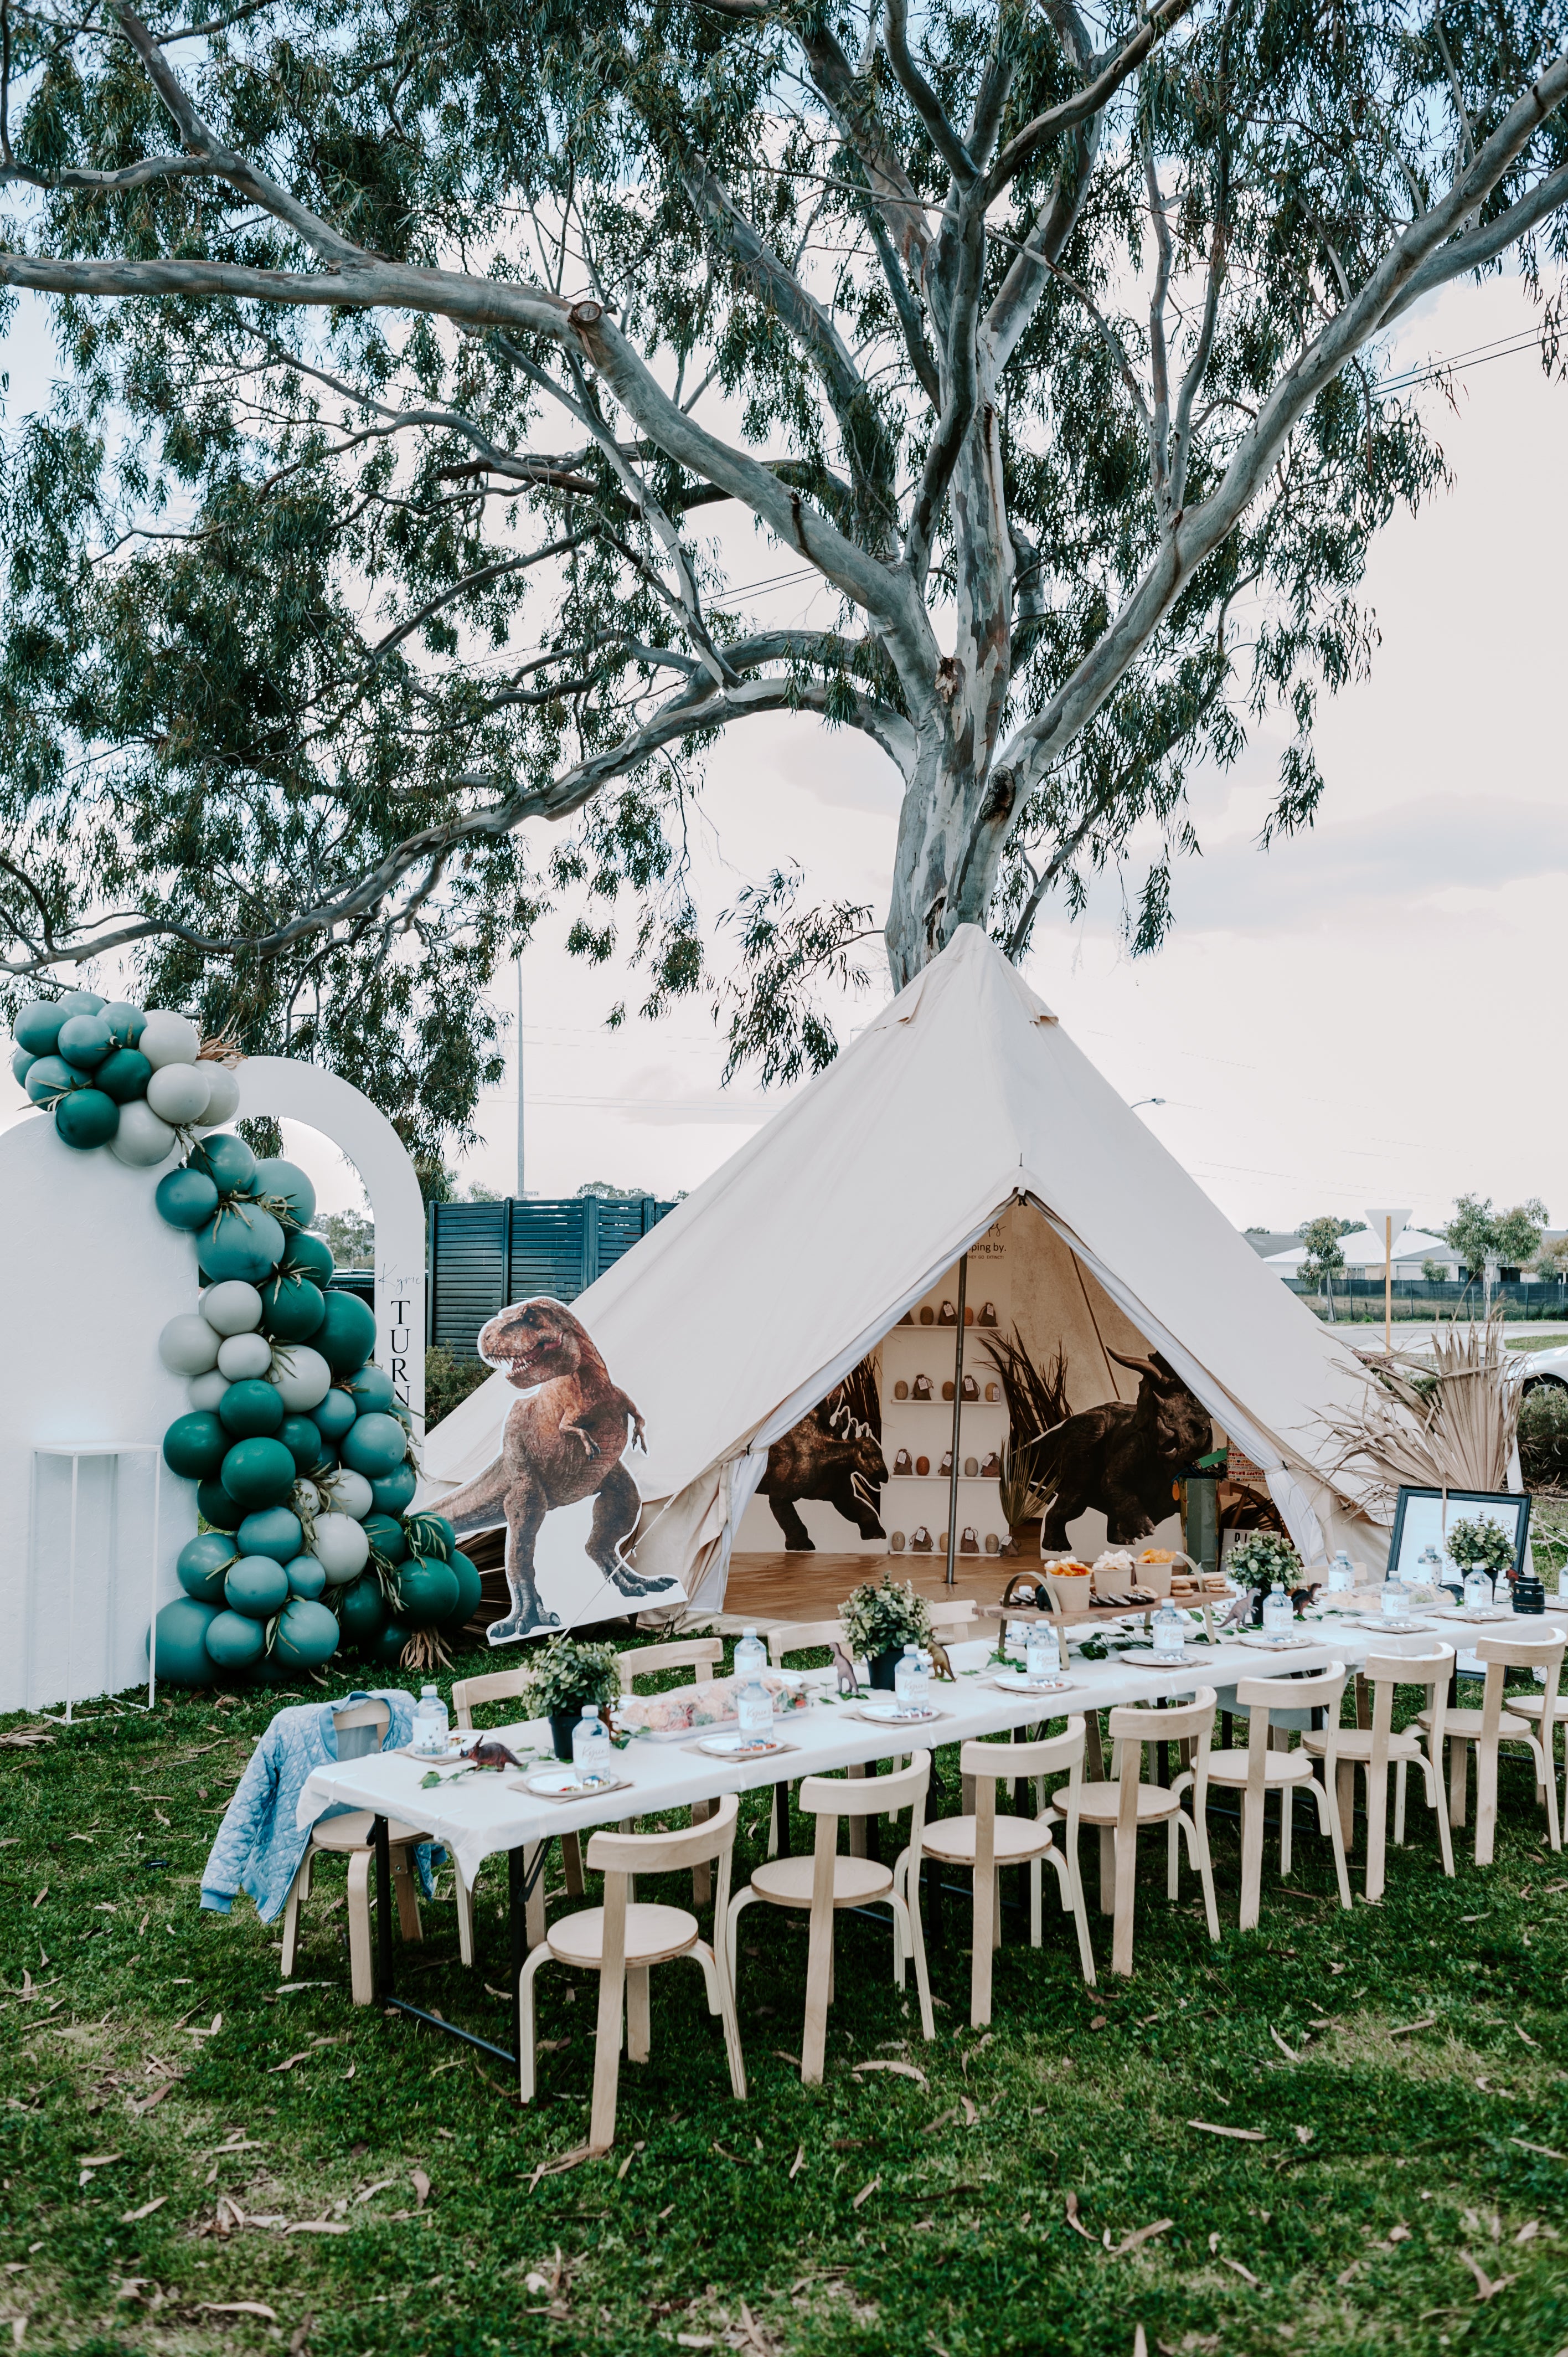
[324,1468,374,1521]
[146,1061,213,1126]
[197,1064,240,1124]
[216,1330,273,1382]
[138,1010,202,1070]
[311,1514,370,1585]
[107,1099,175,1167]
[271,1345,332,1413]
[200,1280,264,1336]
[159,1314,221,1377]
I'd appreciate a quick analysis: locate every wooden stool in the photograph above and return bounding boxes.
[1051,1690,1219,1975]
[1302,1645,1453,1900]
[924,1722,1096,2019]
[1419,1627,1565,1864]
[726,1754,935,2084]
[279,1701,432,2005]
[1205,1666,1352,1927]
[520,1794,745,2154]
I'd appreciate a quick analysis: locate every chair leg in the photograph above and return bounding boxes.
[1046,1845,1097,1985]
[724,1886,759,1991]
[1098,1825,1116,1916]
[1029,1857,1042,1948]
[1309,1770,1353,1910]
[280,1859,306,1979]
[1280,1779,1294,1878]
[1238,1792,1264,1933]
[524,1843,547,1949]
[1110,1826,1139,1977]
[625,1967,651,2064]
[518,1945,551,2101]
[1337,1759,1355,1850]
[454,1863,475,1969]
[801,1900,834,2086]
[391,1848,422,1943]
[562,1833,585,1898]
[346,1851,374,2005]
[589,1952,625,2155]
[1393,1757,1408,1847]
[898,1887,936,2042]
[1365,1764,1389,1902]
[1448,1735,1468,1830]
[1166,1813,1180,1902]
[1474,1738,1499,1869]
[690,1797,714,1910]
[689,1942,747,2098]
[971,1856,996,2029]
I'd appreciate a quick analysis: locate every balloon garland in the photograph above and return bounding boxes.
[8,989,482,1689]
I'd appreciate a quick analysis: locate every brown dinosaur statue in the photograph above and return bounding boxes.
[436,1295,677,1641]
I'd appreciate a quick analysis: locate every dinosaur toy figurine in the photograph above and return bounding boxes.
[926,1636,956,1682]
[831,1642,860,1698]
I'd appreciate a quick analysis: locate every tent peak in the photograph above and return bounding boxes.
[866,924,1058,1035]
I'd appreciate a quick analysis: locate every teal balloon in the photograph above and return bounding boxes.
[148,1598,219,1686]
[11,1046,35,1087]
[57,989,105,1016]
[281,1229,336,1284]
[394,1555,460,1630]
[443,1548,483,1634]
[341,1411,409,1480]
[163,1411,229,1480]
[225,1555,290,1620]
[314,1290,376,1376]
[346,1365,396,1414]
[372,1617,411,1669]
[26,1054,80,1106]
[311,1387,359,1442]
[198,1203,287,1284]
[177,1532,236,1605]
[55,1090,118,1149]
[156,1165,220,1231]
[95,1047,153,1104]
[102,1001,147,1047]
[423,1514,458,1560]
[337,1573,387,1648]
[13,1000,65,1057]
[285,1553,327,1601]
[279,1413,329,1471]
[219,1378,285,1438]
[362,1512,407,1565]
[259,1274,325,1342]
[237,1506,303,1562]
[251,1157,317,1231]
[220,1435,297,1509]
[197,1477,244,1531]
[56,1013,114,1068]
[190,1131,257,1197]
[275,1597,339,1668]
[369,1463,417,1516]
[205,1610,265,1669]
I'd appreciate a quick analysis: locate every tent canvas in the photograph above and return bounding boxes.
[421,926,1380,1616]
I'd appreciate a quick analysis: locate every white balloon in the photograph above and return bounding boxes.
[108,1100,178,1169]
[200,1279,264,1336]
[158,1314,220,1376]
[323,1468,374,1520]
[188,1370,229,1411]
[270,1344,331,1411]
[310,1514,370,1585]
[295,1481,326,1517]
[139,1010,203,1070]
[217,1330,273,1381]
[197,1065,241,1124]
[146,1061,213,1125]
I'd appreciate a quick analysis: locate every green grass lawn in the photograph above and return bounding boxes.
[4,1643,1568,2357]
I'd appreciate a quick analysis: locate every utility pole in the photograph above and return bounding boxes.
[515,956,525,1201]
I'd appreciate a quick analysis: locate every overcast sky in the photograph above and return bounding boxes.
[3,270,1562,1234]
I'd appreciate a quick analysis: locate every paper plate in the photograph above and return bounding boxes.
[853,1700,947,1726]
[1362,1617,1432,1635]
[523,1766,630,1800]
[694,1731,795,1759]
[991,1671,1074,1695]
[1236,1630,1316,1651]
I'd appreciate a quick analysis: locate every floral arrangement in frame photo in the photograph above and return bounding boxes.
[1442,1515,1518,1579]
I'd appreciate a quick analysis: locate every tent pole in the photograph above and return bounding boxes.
[945,1255,968,1587]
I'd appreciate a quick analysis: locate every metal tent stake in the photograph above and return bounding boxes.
[944,1255,968,1587]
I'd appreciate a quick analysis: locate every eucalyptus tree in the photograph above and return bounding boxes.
[2,0,1565,1149]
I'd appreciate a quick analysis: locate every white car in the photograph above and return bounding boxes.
[1519,1341,1568,1392]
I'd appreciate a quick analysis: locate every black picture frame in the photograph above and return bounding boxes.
[1386,1485,1532,1579]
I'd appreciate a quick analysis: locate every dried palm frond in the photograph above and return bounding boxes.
[982,1331,1070,1524]
[1320,1312,1523,1511]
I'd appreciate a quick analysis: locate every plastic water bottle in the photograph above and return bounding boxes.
[1005,1619,1028,1664]
[734,1627,768,1681]
[1464,1568,1494,1613]
[1151,1599,1187,1663]
[571,1705,612,1787]
[1025,1623,1060,1684]
[736,1665,773,1743]
[1262,1582,1293,1640]
[1381,1568,1409,1622]
[911,1649,933,1713]
[1327,1551,1355,1592]
[894,1644,922,1713]
[411,1684,448,1757]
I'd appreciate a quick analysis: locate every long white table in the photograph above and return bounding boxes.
[296,1609,1544,2061]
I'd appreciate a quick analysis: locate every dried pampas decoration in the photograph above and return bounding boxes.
[1321,1312,1523,1511]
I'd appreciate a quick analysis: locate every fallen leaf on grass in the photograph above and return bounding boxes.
[1293,2127,1314,2147]
[920,2109,959,2137]
[1335,2263,1359,2286]
[354,2180,396,2205]
[675,2337,714,2349]
[31,1888,48,1909]
[1108,2219,1173,2259]
[1515,2026,1539,2049]
[1509,2138,1567,2162]
[961,2097,978,2127]
[1207,2232,1220,2255]
[1064,2194,1097,2243]
[1458,2251,1514,2301]
[852,2060,928,2088]
[287,2220,350,2237]
[1386,2224,1412,2243]
[1269,2028,1299,2063]
[269,2053,313,2075]
[1389,2016,1437,2038]
[527,2147,590,2194]
[118,2197,167,2223]
[851,2178,881,2210]
[411,2170,431,2210]
[1188,2121,1265,2142]
[1514,2220,1539,2244]
[788,2147,804,2181]
[197,2303,278,2322]
[1089,2016,1108,2031]
[770,2051,801,2068]
[1220,2258,1261,2287]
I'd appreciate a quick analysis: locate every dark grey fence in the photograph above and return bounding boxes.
[1286,1275,1568,1322]
[425,1195,675,1357]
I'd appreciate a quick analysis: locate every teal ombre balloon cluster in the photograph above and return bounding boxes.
[10,992,240,1163]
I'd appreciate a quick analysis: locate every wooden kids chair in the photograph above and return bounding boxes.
[1204,1665,1353,1926]
[280,1699,433,2004]
[1050,1691,1220,1974]
[1301,1645,1454,1900]
[1418,1625,1565,1863]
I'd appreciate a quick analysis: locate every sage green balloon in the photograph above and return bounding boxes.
[148,1597,219,1685]
[205,1610,265,1669]
[54,1089,118,1149]
[13,1000,65,1057]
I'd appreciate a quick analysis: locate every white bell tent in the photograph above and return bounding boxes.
[421,925,1380,1609]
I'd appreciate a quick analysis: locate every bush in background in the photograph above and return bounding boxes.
[1520,1383,1568,1491]
[425,1345,492,1432]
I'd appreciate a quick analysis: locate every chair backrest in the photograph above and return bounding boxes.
[763,1619,849,1664]
[1234,1666,1347,1779]
[1360,1645,1454,1762]
[450,1666,530,1731]
[1106,1689,1216,1839]
[332,1697,391,1759]
[1474,1627,1565,1740]
[960,1720,1084,1872]
[616,1636,723,1688]
[586,1796,741,1973]
[798,1753,931,1888]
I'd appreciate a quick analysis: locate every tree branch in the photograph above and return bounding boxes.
[883,0,977,185]
[986,0,1197,197]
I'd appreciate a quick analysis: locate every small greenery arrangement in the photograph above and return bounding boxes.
[1225,1530,1303,1592]
[523,1634,623,1720]
[1444,1515,1515,1575]
[840,1575,933,1660]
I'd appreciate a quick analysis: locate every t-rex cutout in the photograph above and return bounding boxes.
[436,1295,676,1642]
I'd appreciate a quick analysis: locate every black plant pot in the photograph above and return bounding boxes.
[549,1708,580,1762]
[1514,1573,1546,1615]
[868,1647,904,1692]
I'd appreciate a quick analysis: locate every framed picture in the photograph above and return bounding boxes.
[1386,1486,1531,1579]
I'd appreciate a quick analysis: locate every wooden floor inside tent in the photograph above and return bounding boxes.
[720,1550,1018,1625]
